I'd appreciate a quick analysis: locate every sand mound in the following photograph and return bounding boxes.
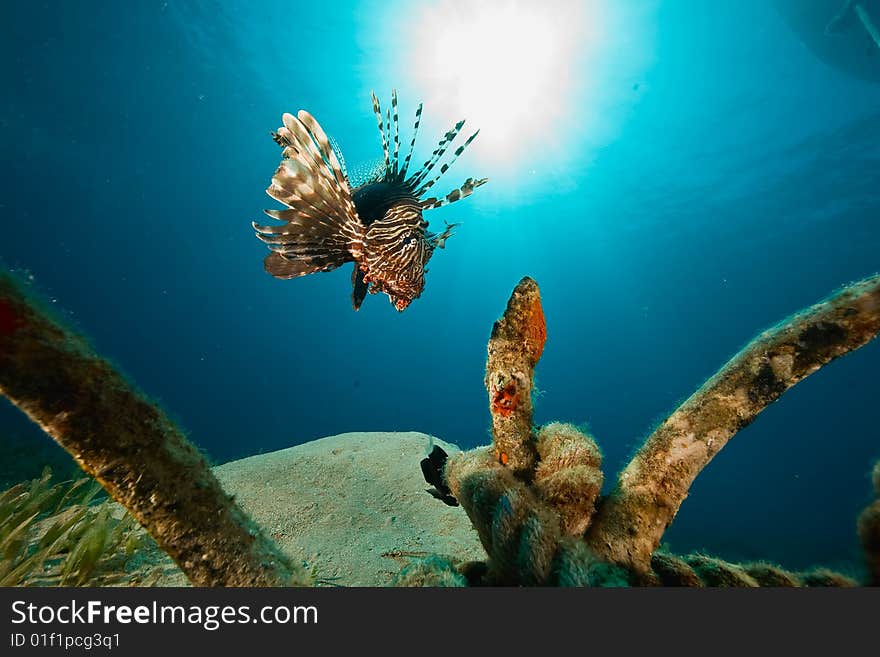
[155,432,485,586]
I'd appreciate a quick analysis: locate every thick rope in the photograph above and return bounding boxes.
[585,274,880,574]
[401,275,880,587]
[0,273,306,587]
[650,552,858,587]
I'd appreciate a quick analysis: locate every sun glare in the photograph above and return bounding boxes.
[406,0,597,167]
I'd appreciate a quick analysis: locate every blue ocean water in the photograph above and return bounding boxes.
[2,0,878,573]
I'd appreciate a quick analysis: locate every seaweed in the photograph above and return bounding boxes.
[0,467,161,586]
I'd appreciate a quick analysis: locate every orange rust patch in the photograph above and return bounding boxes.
[525,296,546,363]
[491,381,519,417]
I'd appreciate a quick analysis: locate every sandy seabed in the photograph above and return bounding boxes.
[154,432,485,586]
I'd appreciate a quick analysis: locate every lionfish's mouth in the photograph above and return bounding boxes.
[393,297,412,312]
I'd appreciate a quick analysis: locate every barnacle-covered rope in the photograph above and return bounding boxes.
[484,276,546,478]
[0,272,306,587]
[420,278,622,586]
[650,552,858,587]
[404,275,880,587]
[585,274,880,574]
[442,445,627,586]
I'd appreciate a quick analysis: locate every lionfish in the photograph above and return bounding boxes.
[252,90,487,311]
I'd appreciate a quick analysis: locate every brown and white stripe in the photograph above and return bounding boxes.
[255,90,487,310]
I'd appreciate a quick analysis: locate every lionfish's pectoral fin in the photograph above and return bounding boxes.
[429,221,461,250]
[270,130,289,147]
[255,110,364,281]
[351,264,369,310]
[262,251,346,279]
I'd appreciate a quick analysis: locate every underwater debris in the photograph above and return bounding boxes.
[253,90,487,312]
[584,273,880,574]
[534,422,603,537]
[443,444,628,586]
[484,276,546,477]
[426,274,880,586]
[0,272,306,587]
[437,278,622,585]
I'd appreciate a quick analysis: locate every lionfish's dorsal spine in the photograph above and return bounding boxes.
[369,90,486,209]
[391,89,401,178]
[413,129,480,197]
[399,102,422,181]
[386,107,393,175]
[407,120,465,190]
[371,92,391,178]
[420,176,488,210]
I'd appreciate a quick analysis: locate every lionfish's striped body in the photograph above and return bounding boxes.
[253,90,487,311]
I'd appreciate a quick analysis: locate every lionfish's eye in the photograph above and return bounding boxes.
[402,234,415,247]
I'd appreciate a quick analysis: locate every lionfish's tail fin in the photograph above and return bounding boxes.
[255,111,363,279]
[420,177,488,211]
